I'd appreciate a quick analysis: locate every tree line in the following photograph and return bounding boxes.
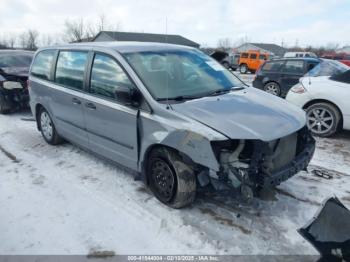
[0,15,122,51]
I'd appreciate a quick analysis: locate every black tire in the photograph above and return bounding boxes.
[0,93,10,114]
[147,147,196,209]
[264,82,281,96]
[222,62,230,69]
[239,64,248,74]
[305,102,341,137]
[38,107,64,145]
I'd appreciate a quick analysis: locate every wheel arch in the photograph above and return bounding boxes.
[141,144,201,185]
[35,103,44,131]
[302,99,344,129]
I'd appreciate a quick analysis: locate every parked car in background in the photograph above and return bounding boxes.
[321,52,350,67]
[284,52,317,58]
[286,59,350,137]
[0,50,34,114]
[210,50,240,70]
[253,58,320,97]
[238,50,269,74]
[29,42,315,208]
[228,53,241,71]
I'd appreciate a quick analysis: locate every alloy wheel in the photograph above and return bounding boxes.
[307,108,334,135]
[40,111,53,140]
[265,83,280,96]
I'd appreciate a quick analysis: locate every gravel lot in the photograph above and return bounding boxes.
[0,110,349,255]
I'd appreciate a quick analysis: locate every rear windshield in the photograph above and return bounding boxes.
[308,60,349,77]
[0,53,33,68]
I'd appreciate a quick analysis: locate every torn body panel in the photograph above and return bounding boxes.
[299,197,350,261]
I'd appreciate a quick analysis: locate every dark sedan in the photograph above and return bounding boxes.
[253,58,320,97]
[0,50,34,113]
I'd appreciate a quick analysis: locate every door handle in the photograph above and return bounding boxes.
[85,102,96,110]
[72,98,81,105]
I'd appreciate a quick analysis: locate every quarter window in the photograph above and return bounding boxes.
[55,51,88,90]
[259,54,267,60]
[282,60,305,74]
[250,54,257,59]
[90,54,134,100]
[31,50,56,80]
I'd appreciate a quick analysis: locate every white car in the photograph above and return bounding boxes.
[286,60,350,137]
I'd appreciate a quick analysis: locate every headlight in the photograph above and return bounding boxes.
[2,81,23,90]
[290,83,306,94]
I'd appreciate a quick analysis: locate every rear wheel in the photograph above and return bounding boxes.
[38,107,64,145]
[147,147,196,209]
[264,82,281,96]
[306,102,341,137]
[239,64,248,74]
[222,61,230,69]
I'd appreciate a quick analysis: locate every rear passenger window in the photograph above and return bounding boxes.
[90,54,134,101]
[55,51,88,90]
[259,54,267,60]
[262,61,284,72]
[31,50,56,80]
[241,53,249,58]
[282,60,304,74]
[250,54,257,59]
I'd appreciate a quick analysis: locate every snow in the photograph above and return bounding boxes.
[0,111,350,255]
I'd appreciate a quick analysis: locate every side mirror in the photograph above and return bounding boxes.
[115,85,141,107]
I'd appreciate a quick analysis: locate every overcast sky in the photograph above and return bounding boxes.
[0,0,349,47]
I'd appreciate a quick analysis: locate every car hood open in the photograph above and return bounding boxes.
[171,88,306,141]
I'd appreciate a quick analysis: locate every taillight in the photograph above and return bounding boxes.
[26,79,30,89]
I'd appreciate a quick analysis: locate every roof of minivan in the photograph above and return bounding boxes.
[39,41,195,53]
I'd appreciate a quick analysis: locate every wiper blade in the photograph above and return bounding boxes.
[207,87,244,97]
[156,95,200,102]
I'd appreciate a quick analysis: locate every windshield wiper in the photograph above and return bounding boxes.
[206,87,245,97]
[156,95,201,102]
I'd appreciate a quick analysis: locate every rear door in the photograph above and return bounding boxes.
[50,50,89,147]
[83,52,139,170]
[280,60,305,91]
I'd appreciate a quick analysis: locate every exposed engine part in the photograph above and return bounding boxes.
[219,140,250,189]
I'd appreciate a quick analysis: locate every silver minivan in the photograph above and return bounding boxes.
[29,42,315,208]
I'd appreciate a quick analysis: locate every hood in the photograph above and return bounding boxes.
[0,67,29,78]
[171,88,306,141]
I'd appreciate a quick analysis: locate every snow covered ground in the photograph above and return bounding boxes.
[0,111,349,255]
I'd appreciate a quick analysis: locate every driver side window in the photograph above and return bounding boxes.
[90,54,134,101]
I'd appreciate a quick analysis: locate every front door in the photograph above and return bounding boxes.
[84,53,138,170]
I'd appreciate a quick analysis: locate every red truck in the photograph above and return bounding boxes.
[321,52,350,67]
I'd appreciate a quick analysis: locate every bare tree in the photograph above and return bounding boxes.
[63,18,87,42]
[7,34,17,49]
[217,38,233,51]
[27,30,39,50]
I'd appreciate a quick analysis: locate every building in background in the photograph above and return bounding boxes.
[233,43,287,57]
[93,31,200,48]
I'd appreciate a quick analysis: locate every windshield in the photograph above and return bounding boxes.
[0,54,33,68]
[123,49,245,101]
[307,59,349,77]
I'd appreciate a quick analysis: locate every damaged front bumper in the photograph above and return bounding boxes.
[259,133,315,188]
[208,126,315,199]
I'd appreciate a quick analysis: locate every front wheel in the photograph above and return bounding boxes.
[306,102,341,137]
[147,147,196,209]
[38,107,64,145]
